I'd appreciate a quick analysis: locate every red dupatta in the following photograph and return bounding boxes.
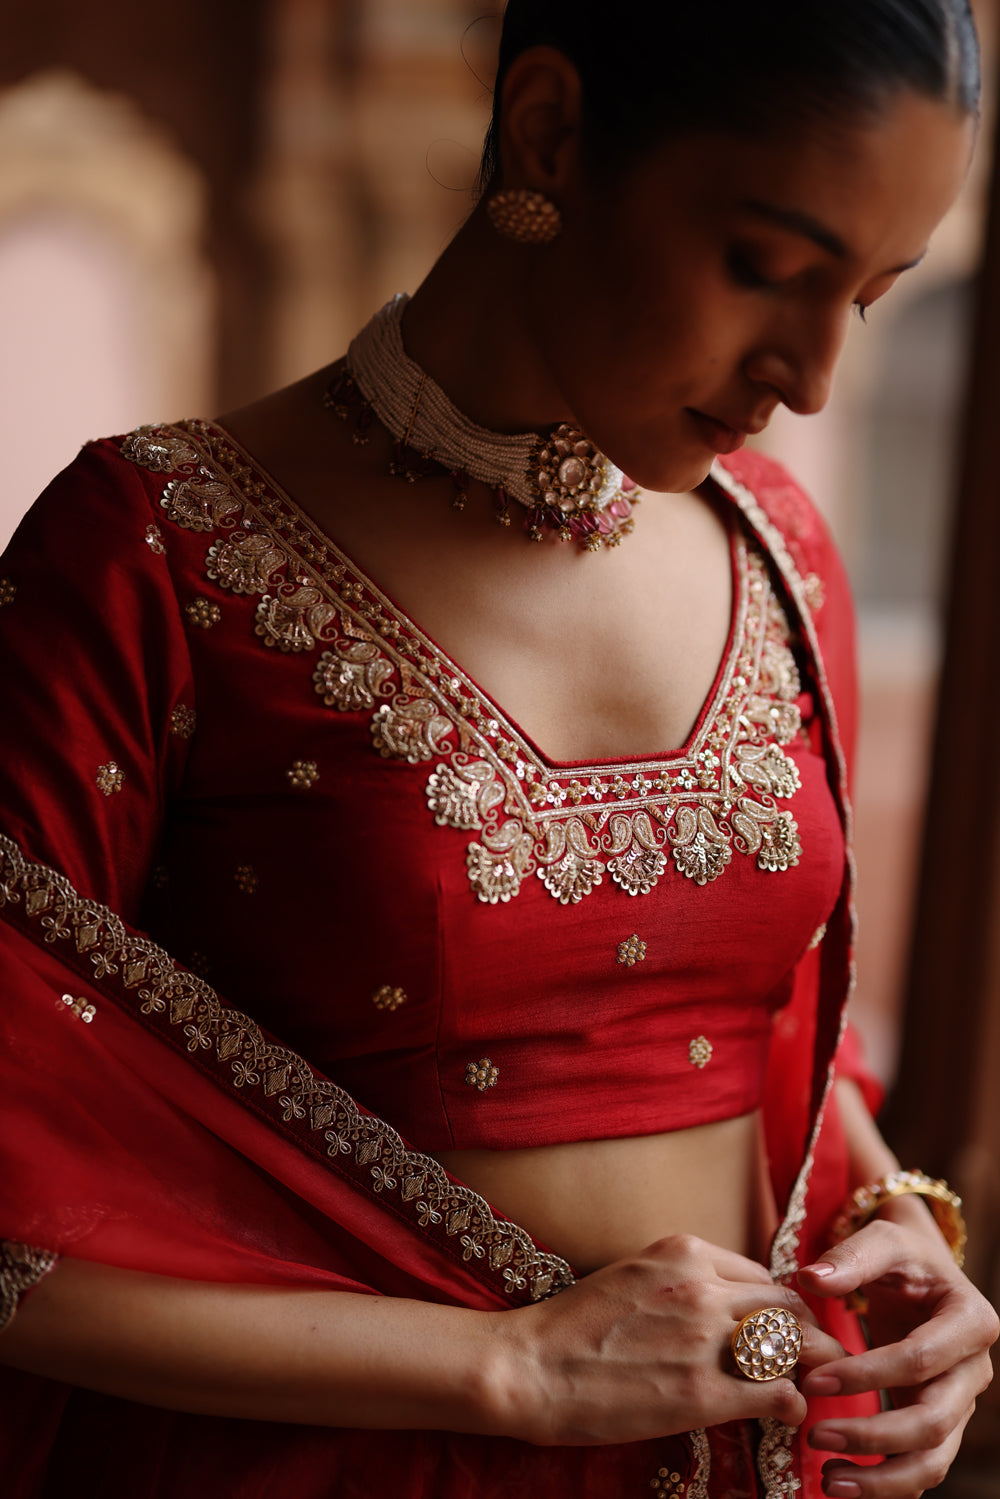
[0,431,874,1496]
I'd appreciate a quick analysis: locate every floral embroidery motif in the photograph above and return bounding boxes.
[0,1241,58,1332]
[60,992,96,1023]
[287,759,319,790]
[0,832,572,1304]
[372,984,407,1012]
[95,761,124,796]
[128,423,805,907]
[617,933,647,967]
[186,596,221,629]
[234,863,258,894]
[0,577,17,606]
[169,705,197,738]
[688,1036,712,1069]
[144,524,166,554]
[465,1057,499,1092]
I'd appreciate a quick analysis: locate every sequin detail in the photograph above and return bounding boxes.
[287,759,319,789]
[144,524,166,554]
[60,992,96,1023]
[617,933,647,967]
[465,1058,499,1092]
[688,1036,712,1070]
[234,864,258,894]
[131,422,805,907]
[372,984,407,1012]
[186,596,221,629]
[169,705,196,738]
[95,761,124,796]
[0,577,17,606]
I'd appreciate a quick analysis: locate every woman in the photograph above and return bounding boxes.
[0,2,996,1494]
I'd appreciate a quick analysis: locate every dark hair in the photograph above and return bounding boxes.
[478,0,980,188]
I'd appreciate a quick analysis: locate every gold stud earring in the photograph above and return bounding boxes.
[486,187,562,245]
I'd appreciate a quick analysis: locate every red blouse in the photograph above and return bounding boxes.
[0,422,844,1153]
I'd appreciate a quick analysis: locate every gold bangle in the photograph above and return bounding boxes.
[830,1170,967,1268]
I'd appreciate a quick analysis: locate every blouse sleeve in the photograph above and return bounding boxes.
[0,439,195,921]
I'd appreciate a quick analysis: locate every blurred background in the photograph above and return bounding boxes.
[1,1,999,1488]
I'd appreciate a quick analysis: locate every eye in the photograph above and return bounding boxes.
[725,248,781,292]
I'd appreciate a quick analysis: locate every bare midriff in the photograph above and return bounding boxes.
[433,1111,777,1274]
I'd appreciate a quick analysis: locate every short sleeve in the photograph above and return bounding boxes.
[0,439,195,921]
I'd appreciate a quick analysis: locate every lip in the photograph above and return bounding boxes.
[686,409,765,455]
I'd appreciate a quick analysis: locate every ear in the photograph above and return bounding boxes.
[495,46,584,195]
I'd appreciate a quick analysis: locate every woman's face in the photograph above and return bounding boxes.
[526,89,976,492]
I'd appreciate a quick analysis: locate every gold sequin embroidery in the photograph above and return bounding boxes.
[95,761,124,796]
[60,992,96,1023]
[465,1058,499,1092]
[144,524,166,554]
[688,1036,712,1070]
[234,863,258,894]
[0,832,573,1306]
[0,1241,58,1333]
[807,923,827,951]
[652,1469,685,1498]
[287,759,319,790]
[169,705,197,738]
[186,596,221,629]
[617,933,647,967]
[372,984,407,1012]
[132,423,806,906]
[0,577,16,607]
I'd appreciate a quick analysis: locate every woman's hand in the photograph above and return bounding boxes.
[488,1233,845,1446]
[798,1215,999,1498]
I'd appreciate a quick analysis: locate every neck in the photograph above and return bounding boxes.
[401,202,573,435]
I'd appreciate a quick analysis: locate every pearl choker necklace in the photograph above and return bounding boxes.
[326,294,639,552]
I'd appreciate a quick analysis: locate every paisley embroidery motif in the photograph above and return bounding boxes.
[127,422,806,905]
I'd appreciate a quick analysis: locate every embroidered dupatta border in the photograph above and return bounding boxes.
[0,832,574,1306]
[710,464,858,1499]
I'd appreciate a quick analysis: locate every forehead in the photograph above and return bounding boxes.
[635,91,976,270]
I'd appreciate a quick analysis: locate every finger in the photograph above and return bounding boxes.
[802,1325,991,1402]
[704,1245,777,1284]
[797,1218,949,1300]
[726,1297,844,1374]
[819,1428,963,1498]
[808,1367,975,1457]
[728,1281,826,1330]
[709,1370,808,1431]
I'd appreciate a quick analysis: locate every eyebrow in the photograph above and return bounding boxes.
[740,198,926,274]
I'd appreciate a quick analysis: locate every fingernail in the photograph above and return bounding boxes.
[802,1374,841,1396]
[802,1261,837,1278]
[825,1484,861,1499]
[811,1428,848,1452]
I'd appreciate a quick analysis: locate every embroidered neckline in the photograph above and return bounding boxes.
[122,420,806,903]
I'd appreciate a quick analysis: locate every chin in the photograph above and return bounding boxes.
[622,450,717,495]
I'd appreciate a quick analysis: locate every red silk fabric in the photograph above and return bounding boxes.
[0,434,878,1494]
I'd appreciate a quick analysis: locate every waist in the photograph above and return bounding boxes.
[433,1110,777,1273]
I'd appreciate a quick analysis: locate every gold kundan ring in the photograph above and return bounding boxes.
[731,1307,803,1381]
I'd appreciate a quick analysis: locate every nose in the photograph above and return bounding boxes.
[742,306,851,417]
